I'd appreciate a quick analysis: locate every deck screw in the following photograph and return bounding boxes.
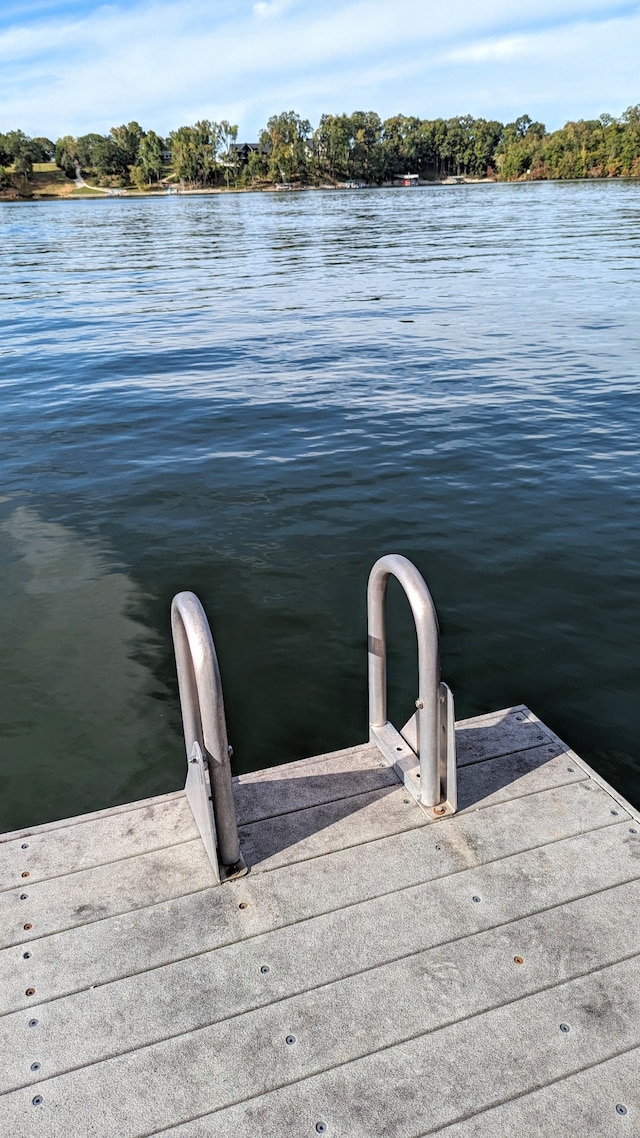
[435,844,442,851]
[567,767,574,773]
[316,1124,327,1134]
[19,894,28,900]
[403,799,410,805]
[415,699,424,709]
[21,871,30,878]
[630,829,638,835]
[28,1019,38,1028]
[260,965,270,974]
[238,902,248,910]
[472,896,481,903]
[616,1104,628,1116]
[30,1063,40,1072]
[611,810,619,816]
[227,745,233,757]
[26,988,36,997]
[285,1035,296,1045]
[23,923,33,930]
[560,1023,570,1033]
[514,956,524,965]
[21,843,29,849]
[23,952,31,960]
[433,805,446,816]
[32,1095,43,1107]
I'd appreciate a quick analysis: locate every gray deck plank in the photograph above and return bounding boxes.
[5,954,640,1137]
[233,741,395,823]
[0,839,218,946]
[0,781,626,1003]
[1,707,638,1138]
[0,797,198,890]
[429,1047,640,1137]
[2,867,639,1095]
[454,705,555,765]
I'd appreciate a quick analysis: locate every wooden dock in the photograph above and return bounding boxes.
[1,705,639,1136]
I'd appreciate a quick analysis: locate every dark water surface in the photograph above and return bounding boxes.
[1,181,639,829]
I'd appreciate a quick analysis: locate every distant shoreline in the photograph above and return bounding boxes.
[4,174,640,204]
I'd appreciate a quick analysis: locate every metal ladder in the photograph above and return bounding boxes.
[171,555,456,884]
[367,554,457,816]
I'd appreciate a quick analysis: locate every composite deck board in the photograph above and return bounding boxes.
[1,706,638,1136]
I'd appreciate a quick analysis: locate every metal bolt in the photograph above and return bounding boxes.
[415,698,424,709]
[616,1104,628,1116]
[630,829,638,835]
[228,745,234,757]
[472,896,481,903]
[611,810,619,816]
[514,956,524,965]
[435,844,442,851]
[21,871,30,878]
[32,1095,43,1107]
[403,799,410,805]
[567,767,574,773]
[560,1023,570,1033]
[21,843,29,849]
[316,1124,327,1134]
[28,1019,38,1028]
[19,894,28,900]
[260,965,270,974]
[23,952,31,960]
[433,805,446,816]
[23,923,33,930]
[30,1063,40,1072]
[26,988,36,997]
[238,902,248,910]
[285,1035,296,1045]
[396,746,403,752]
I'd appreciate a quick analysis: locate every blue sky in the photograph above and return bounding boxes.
[1,0,638,139]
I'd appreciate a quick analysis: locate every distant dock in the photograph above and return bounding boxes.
[1,556,638,1135]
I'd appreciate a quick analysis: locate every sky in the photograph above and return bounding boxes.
[0,0,638,140]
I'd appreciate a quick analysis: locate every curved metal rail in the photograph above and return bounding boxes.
[367,554,457,815]
[171,591,246,883]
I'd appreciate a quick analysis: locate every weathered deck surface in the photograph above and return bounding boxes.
[1,705,639,1137]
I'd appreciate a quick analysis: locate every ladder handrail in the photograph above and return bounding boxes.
[367,554,450,809]
[171,591,241,872]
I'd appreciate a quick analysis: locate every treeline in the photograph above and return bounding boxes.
[2,106,640,192]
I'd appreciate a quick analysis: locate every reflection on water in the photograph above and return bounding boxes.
[0,181,639,828]
[0,502,182,825]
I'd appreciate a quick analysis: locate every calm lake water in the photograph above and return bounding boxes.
[1,181,639,829]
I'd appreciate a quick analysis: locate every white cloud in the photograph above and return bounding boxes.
[253,0,288,18]
[445,35,528,64]
[0,0,638,138]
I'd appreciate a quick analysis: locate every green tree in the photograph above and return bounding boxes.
[31,137,55,161]
[91,137,129,176]
[109,122,145,166]
[55,135,78,177]
[138,130,165,184]
[314,114,351,180]
[263,111,311,182]
[348,111,384,182]
[218,121,239,187]
[169,121,222,186]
